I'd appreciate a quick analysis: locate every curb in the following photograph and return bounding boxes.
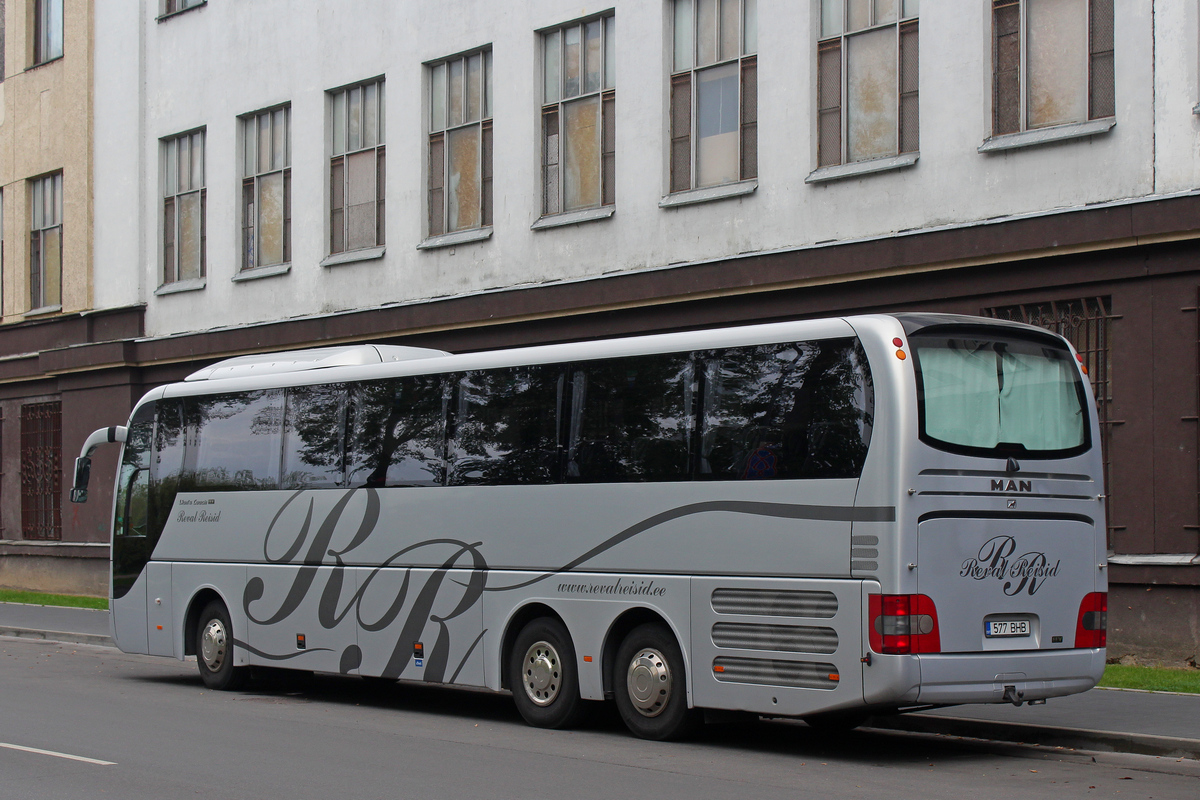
[867,713,1200,760]
[0,626,114,648]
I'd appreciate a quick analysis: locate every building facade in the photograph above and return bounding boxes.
[1,0,1196,661]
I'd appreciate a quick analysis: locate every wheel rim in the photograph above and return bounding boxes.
[200,618,228,673]
[521,640,562,707]
[626,647,672,717]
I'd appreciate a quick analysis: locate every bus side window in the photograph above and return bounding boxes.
[150,399,186,542]
[112,403,154,599]
[346,376,446,487]
[567,353,693,483]
[282,383,348,489]
[448,366,562,486]
[183,390,285,491]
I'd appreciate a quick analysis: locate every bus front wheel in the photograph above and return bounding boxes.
[509,617,585,729]
[614,623,700,740]
[195,600,249,691]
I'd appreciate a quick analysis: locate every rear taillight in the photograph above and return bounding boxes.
[869,594,941,654]
[1074,592,1107,648]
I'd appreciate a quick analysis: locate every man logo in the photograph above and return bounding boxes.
[992,479,1032,493]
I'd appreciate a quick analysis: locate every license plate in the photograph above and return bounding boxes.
[985,619,1030,638]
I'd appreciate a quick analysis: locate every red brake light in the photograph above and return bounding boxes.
[1074,592,1107,648]
[869,594,941,654]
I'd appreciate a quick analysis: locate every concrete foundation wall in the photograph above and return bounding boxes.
[0,553,107,598]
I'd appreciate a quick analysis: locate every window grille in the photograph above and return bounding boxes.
[21,401,62,540]
[983,297,1116,545]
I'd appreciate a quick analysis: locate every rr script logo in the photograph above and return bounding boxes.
[959,535,1060,596]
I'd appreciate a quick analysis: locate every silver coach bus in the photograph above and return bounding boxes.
[72,314,1107,739]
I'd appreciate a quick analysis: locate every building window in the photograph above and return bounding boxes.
[241,106,291,271]
[991,0,1114,136]
[541,14,615,216]
[30,173,62,311]
[817,1,918,168]
[162,130,206,285]
[669,0,757,193]
[983,297,1115,546]
[33,0,63,65]
[428,49,492,237]
[329,79,385,254]
[160,0,205,16]
[21,401,61,541]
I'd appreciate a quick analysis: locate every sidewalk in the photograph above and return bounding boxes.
[2,601,1196,758]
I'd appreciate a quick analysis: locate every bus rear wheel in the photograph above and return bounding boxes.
[509,617,585,729]
[614,623,700,740]
[195,600,249,691]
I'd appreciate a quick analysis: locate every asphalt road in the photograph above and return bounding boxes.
[2,637,1198,800]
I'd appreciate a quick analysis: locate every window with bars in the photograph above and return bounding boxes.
[817,0,918,168]
[669,0,757,193]
[428,48,492,238]
[162,130,206,286]
[541,14,615,217]
[33,0,62,65]
[21,401,61,541]
[991,0,1114,136]
[983,297,1115,544]
[30,173,62,311]
[330,79,386,255]
[241,106,291,271]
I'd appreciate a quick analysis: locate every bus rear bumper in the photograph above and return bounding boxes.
[915,648,1105,705]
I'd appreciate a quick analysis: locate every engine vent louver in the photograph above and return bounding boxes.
[711,588,838,618]
[712,657,840,689]
[711,622,838,654]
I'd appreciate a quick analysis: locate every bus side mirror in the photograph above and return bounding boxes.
[70,456,91,504]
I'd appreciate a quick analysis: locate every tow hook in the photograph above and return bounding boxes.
[1002,684,1025,706]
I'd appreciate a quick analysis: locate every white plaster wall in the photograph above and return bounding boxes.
[91,0,1187,340]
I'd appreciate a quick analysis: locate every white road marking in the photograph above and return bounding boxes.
[0,742,116,766]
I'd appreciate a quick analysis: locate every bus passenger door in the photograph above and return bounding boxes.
[690,577,864,717]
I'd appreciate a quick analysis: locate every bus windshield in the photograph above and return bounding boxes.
[911,329,1090,458]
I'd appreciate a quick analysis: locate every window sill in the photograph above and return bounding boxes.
[531,206,615,231]
[805,152,919,184]
[659,180,757,209]
[157,2,207,21]
[321,246,386,268]
[978,118,1116,153]
[155,278,206,296]
[25,55,64,73]
[24,304,62,319]
[232,263,291,282]
[417,227,493,250]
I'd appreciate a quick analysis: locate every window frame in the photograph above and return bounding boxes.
[20,400,62,541]
[328,78,386,258]
[32,0,63,66]
[239,105,292,273]
[539,13,616,219]
[990,0,1115,138]
[158,0,206,20]
[29,172,63,312]
[426,47,493,241]
[161,128,207,287]
[668,0,758,195]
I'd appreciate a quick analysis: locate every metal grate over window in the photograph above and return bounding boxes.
[983,297,1116,546]
[21,401,62,540]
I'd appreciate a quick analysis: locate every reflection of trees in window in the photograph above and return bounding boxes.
[112,403,154,599]
[282,384,347,489]
[347,377,445,487]
[700,339,873,480]
[449,367,562,486]
[568,354,693,482]
[182,391,284,491]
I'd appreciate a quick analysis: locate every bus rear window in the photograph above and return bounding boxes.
[910,330,1090,458]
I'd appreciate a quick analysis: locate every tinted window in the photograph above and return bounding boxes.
[567,353,693,482]
[112,403,153,599]
[700,339,874,480]
[150,398,186,543]
[449,366,562,485]
[282,384,347,489]
[347,377,445,487]
[183,390,284,490]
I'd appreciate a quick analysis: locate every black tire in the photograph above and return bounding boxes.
[195,600,249,691]
[508,617,585,729]
[802,709,870,733]
[613,623,701,740]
